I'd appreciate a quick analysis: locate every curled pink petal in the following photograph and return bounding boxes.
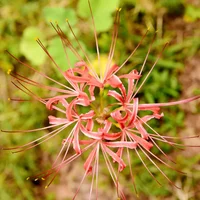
[103,132,122,140]
[108,90,123,103]
[80,125,102,140]
[111,110,129,123]
[128,98,139,126]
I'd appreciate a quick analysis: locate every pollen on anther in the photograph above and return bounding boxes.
[45,185,48,189]
[26,177,30,180]
[7,69,12,75]
[41,177,45,180]
[8,98,11,101]
[116,7,122,12]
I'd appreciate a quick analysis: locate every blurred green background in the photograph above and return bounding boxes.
[0,0,200,199]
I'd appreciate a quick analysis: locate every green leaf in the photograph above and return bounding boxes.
[77,0,120,32]
[43,7,77,29]
[184,5,200,22]
[20,27,46,66]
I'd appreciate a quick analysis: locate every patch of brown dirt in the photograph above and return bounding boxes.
[179,55,200,155]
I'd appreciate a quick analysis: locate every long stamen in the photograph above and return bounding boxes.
[126,144,138,194]
[132,42,169,98]
[2,124,69,151]
[135,148,162,186]
[139,145,181,189]
[11,81,46,105]
[149,134,200,140]
[15,80,66,114]
[139,95,200,108]
[50,21,73,71]
[88,0,101,79]
[57,24,83,61]
[44,141,97,188]
[11,72,75,94]
[66,20,100,80]
[112,29,149,77]
[141,143,186,174]
[6,51,70,89]
[126,132,162,186]
[13,124,68,153]
[89,146,98,200]
[137,116,175,148]
[149,137,177,164]
[73,145,98,200]
[52,123,77,167]
[104,8,121,81]
[1,124,62,133]
[131,32,157,98]
[101,144,126,200]
[36,38,65,75]
[95,143,100,200]
[150,136,200,148]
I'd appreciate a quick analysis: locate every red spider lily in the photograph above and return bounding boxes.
[2,1,200,200]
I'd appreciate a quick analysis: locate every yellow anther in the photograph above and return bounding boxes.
[34,178,38,181]
[45,185,48,189]
[55,20,58,25]
[7,69,12,75]
[26,177,30,180]
[41,177,45,180]
[66,18,68,22]
[116,7,122,12]
[8,98,11,101]
[35,37,39,41]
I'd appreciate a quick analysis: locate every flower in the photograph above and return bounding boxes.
[2,2,200,200]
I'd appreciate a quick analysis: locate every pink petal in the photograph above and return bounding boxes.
[134,120,149,139]
[83,146,97,174]
[80,125,102,140]
[127,131,153,150]
[80,110,95,120]
[104,64,119,80]
[138,95,200,108]
[103,120,112,133]
[73,122,81,154]
[75,61,86,67]
[104,141,137,149]
[103,132,122,140]
[119,69,141,79]
[86,119,94,131]
[48,115,69,125]
[46,95,76,110]
[108,90,123,103]
[111,110,129,123]
[102,144,126,171]
[128,98,138,126]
